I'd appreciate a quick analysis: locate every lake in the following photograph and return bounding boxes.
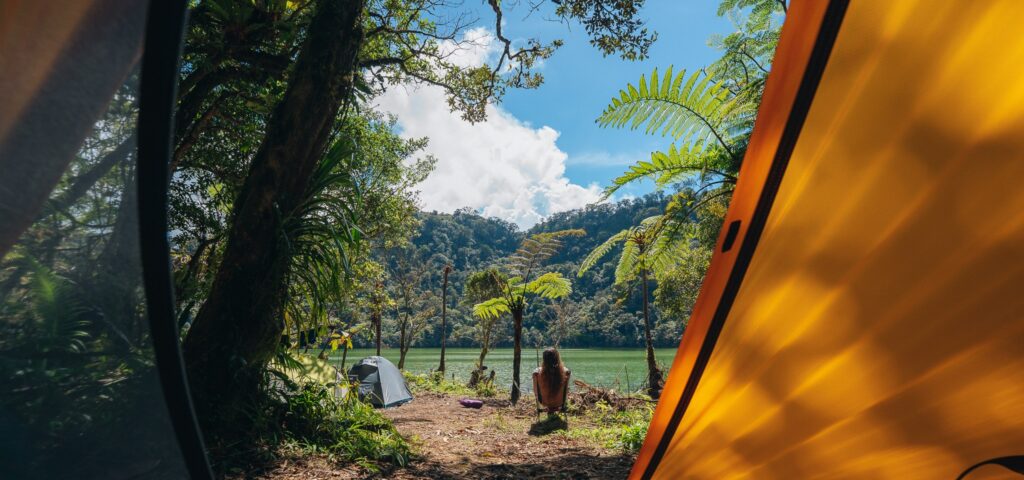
[328,347,676,393]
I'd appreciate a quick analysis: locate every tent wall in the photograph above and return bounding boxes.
[634,1,1024,478]
[0,1,210,478]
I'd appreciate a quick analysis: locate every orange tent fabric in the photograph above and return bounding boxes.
[632,1,1024,478]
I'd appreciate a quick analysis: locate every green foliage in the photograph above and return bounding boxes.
[268,382,411,468]
[597,67,751,158]
[560,400,653,453]
[380,194,680,349]
[603,143,737,200]
[525,272,573,299]
[552,0,658,60]
[403,371,499,398]
[473,230,584,318]
[653,246,712,326]
[581,0,786,355]
[578,215,680,285]
[507,229,586,279]
[282,136,363,330]
[473,296,512,321]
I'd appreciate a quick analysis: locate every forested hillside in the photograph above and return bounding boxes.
[369,192,696,351]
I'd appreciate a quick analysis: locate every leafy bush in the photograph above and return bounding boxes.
[259,380,411,469]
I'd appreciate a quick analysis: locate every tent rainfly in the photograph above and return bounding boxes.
[348,356,414,408]
[631,1,1024,479]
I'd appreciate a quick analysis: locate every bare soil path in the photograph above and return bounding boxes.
[257,392,635,479]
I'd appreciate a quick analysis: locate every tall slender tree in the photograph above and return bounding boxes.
[578,216,678,397]
[437,264,452,373]
[473,230,584,404]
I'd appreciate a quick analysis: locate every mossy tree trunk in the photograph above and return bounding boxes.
[182,0,367,436]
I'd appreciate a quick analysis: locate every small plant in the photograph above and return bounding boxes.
[403,371,502,398]
[474,380,498,398]
[266,381,412,467]
[560,400,653,453]
[615,420,648,451]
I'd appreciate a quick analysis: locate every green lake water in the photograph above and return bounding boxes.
[328,347,676,393]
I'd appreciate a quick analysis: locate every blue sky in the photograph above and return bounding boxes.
[498,1,732,191]
[376,1,734,228]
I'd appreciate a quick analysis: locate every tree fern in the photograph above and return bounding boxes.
[525,272,572,299]
[601,142,738,200]
[578,229,628,275]
[472,297,510,320]
[613,238,641,285]
[597,67,746,158]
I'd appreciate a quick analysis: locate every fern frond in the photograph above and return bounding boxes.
[614,239,640,285]
[473,297,510,320]
[597,67,738,157]
[578,229,628,276]
[525,272,572,299]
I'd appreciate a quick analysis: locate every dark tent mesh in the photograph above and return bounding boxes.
[0,1,205,478]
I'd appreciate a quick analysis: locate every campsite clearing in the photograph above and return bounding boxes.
[250,391,636,479]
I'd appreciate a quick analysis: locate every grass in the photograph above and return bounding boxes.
[403,370,501,398]
[557,400,653,452]
[403,366,652,454]
[483,410,520,433]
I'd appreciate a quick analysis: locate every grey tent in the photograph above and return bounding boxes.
[348,356,413,408]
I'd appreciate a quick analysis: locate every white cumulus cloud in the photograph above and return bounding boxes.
[373,28,601,229]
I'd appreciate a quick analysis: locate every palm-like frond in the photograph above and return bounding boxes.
[577,229,628,276]
[525,272,572,299]
[22,257,93,353]
[597,67,744,156]
[283,136,364,329]
[602,142,738,200]
[613,238,641,285]
[507,229,585,278]
[473,297,510,320]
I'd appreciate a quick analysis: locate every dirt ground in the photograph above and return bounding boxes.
[257,392,635,479]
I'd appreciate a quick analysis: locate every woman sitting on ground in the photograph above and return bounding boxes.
[533,348,570,414]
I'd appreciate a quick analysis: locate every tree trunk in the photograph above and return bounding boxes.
[641,267,662,399]
[398,315,408,369]
[46,133,136,218]
[469,345,489,387]
[438,265,450,373]
[510,306,524,404]
[374,308,382,356]
[182,0,366,433]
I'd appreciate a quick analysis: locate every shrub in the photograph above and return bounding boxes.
[268,381,411,468]
[403,371,500,398]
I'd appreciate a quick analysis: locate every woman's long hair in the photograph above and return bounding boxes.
[540,348,565,396]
